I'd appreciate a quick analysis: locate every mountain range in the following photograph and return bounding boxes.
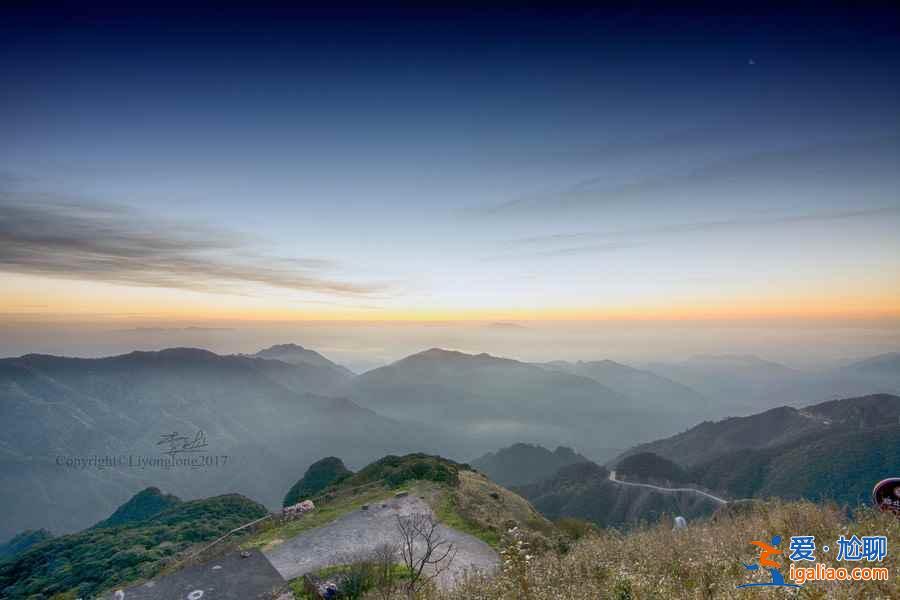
[0,346,434,539]
[618,393,900,467]
[2,342,898,541]
[517,461,721,528]
[506,394,900,528]
[647,353,900,413]
[342,348,703,460]
[536,359,713,416]
[471,443,589,487]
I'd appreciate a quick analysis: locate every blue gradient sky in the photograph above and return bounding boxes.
[2,4,900,323]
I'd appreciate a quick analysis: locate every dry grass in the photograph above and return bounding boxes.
[430,470,556,550]
[390,500,900,599]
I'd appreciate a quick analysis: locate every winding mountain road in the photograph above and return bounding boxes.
[608,470,728,505]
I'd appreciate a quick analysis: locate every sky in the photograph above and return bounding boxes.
[2,3,900,363]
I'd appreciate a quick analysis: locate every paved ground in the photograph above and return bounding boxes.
[263,495,499,589]
[106,549,287,600]
[609,470,728,504]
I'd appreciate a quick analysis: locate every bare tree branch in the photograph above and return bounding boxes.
[395,513,456,598]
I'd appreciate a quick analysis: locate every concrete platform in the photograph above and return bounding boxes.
[106,549,289,600]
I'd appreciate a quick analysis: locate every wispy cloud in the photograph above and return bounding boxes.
[477,136,900,216]
[112,326,235,333]
[0,195,382,297]
[508,206,900,247]
[485,241,640,261]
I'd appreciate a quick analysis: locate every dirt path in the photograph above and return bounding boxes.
[608,470,729,504]
[263,495,499,589]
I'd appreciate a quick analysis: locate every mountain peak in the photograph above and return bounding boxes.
[259,343,307,353]
[415,347,469,358]
[845,352,900,373]
[472,442,589,487]
[92,487,181,529]
[253,343,353,375]
[401,348,505,363]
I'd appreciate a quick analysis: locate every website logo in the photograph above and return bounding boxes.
[737,535,802,589]
[738,533,889,589]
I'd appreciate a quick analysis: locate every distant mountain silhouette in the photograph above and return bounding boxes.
[617,394,900,506]
[615,452,689,484]
[472,443,589,487]
[517,461,720,528]
[843,351,900,375]
[345,348,685,460]
[253,343,354,376]
[619,393,900,467]
[521,393,900,528]
[689,423,900,504]
[0,347,434,539]
[647,352,900,412]
[536,359,712,416]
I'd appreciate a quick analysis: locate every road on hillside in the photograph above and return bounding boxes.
[263,495,499,589]
[608,470,728,505]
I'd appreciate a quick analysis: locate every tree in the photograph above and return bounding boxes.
[395,513,456,599]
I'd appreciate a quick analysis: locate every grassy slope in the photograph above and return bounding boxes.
[246,454,555,554]
[431,470,556,549]
[435,500,900,600]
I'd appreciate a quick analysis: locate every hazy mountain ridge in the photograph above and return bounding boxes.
[842,351,900,374]
[688,422,900,504]
[535,359,713,416]
[345,348,698,460]
[495,394,900,529]
[0,347,434,539]
[252,343,355,377]
[610,394,900,506]
[647,353,900,412]
[618,393,900,467]
[517,461,721,528]
[3,342,898,542]
[472,442,589,487]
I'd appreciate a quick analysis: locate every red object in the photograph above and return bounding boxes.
[872,478,900,515]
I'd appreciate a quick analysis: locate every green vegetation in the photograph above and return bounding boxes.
[430,470,557,551]
[434,491,501,548]
[691,424,900,504]
[344,453,467,489]
[289,563,412,600]
[472,443,588,487]
[554,517,598,541]
[0,493,267,599]
[616,451,689,483]
[0,529,53,561]
[92,486,182,529]
[247,454,471,551]
[519,461,721,529]
[283,456,352,507]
